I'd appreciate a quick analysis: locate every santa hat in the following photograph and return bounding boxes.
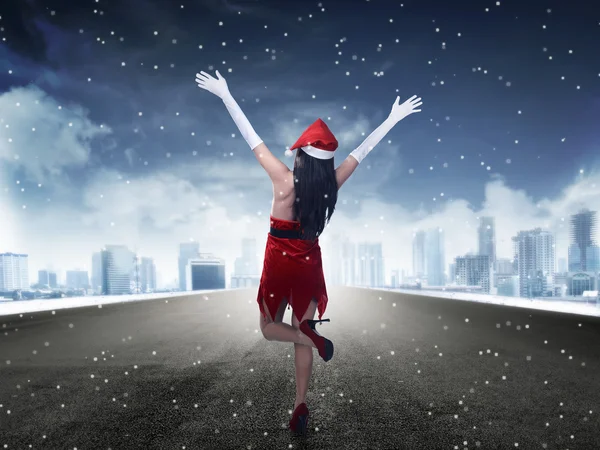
[285,118,338,159]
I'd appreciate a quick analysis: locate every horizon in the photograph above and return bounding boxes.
[1,0,600,287]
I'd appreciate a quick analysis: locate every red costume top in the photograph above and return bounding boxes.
[257,216,328,324]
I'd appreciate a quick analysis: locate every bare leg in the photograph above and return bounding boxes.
[292,299,318,409]
[259,298,316,349]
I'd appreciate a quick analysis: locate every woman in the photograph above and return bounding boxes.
[195,70,422,435]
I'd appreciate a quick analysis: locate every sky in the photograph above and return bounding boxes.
[1,0,600,287]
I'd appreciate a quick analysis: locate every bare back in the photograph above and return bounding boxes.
[268,155,358,221]
[270,170,296,221]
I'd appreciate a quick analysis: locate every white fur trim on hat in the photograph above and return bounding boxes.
[302,144,335,160]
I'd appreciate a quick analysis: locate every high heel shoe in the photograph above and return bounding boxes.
[300,318,334,362]
[289,402,309,435]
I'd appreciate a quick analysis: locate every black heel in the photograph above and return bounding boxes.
[300,318,334,362]
[307,318,330,329]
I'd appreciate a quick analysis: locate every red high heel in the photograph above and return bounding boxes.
[300,318,334,362]
[289,402,309,435]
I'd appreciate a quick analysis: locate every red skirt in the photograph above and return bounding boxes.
[257,215,328,323]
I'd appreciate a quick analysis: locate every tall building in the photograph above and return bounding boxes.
[232,238,261,288]
[233,238,259,277]
[448,263,456,284]
[179,242,200,291]
[341,239,356,286]
[390,269,400,288]
[140,257,157,292]
[568,209,599,272]
[425,228,445,286]
[91,252,103,293]
[454,254,491,293]
[495,258,514,275]
[0,252,29,291]
[497,275,519,297]
[478,216,496,265]
[512,228,555,298]
[39,270,57,287]
[101,245,134,295]
[323,234,344,286]
[412,230,426,278]
[187,253,226,290]
[557,257,567,273]
[38,270,49,286]
[357,242,385,288]
[66,270,89,289]
[48,272,58,288]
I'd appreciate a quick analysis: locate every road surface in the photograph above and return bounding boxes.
[1,286,599,449]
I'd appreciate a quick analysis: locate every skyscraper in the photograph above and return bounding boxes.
[179,242,200,291]
[323,234,343,286]
[140,257,157,292]
[448,263,456,284]
[454,254,491,293]
[233,238,259,277]
[188,253,226,290]
[48,272,58,288]
[357,242,385,287]
[91,252,102,293]
[425,227,445,286]
[0,252,29,291]
[412,230,426,278]
[390,269,400,288]
[341,238,356,286]
[557,257,567,273]
[512,228,555,297]
[478,216,496,265]
[38,269,49,286]
[101,245,134,295]
[231,238,261,288]
[66,270,89,289]
[568,209,599,272]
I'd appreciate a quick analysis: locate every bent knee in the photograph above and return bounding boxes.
[260,317,272,340]
[261,328,271,341]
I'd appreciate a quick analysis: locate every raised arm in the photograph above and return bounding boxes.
[195,70,290,183]
[337,95,422,188]
[335,155,359,190]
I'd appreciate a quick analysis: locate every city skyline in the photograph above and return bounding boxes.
[3,204,599,292]
[1,0,600,284]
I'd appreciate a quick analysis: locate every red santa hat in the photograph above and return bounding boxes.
[285,118,338,159]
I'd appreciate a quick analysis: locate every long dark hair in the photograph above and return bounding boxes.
[293,148,338,240]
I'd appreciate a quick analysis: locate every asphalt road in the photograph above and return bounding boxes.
[1,286,599,450]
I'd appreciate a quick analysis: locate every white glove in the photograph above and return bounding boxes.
[389,95,422,122]
[195,70,263,151]
[195,70,231,99]
[349,95,422,164]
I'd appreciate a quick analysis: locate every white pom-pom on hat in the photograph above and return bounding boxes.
[285,149,293,157]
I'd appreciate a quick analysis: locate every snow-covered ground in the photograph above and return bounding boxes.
[1,287,599,318]
[0,290,223,316]
[375,288,600,318]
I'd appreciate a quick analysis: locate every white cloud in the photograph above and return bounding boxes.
[5,87,600,289]
[15,161,600,287]
[0,186,18,253]
[321,171,600,279]
[0,85,111,183]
